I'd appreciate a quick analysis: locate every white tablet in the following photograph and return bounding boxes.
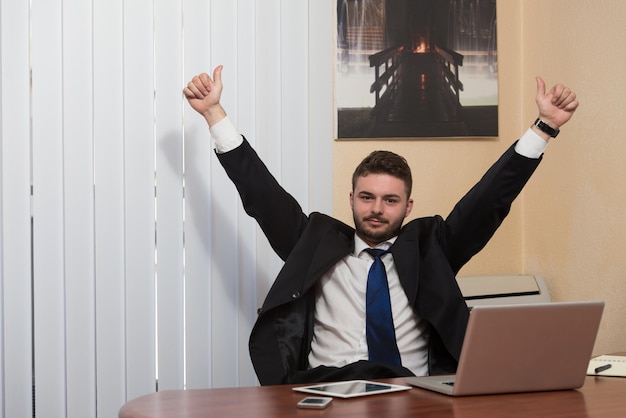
[292,380,411,399]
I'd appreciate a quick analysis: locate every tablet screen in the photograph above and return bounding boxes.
[293,380,411,398]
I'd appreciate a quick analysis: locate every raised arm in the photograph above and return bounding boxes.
[183,66,309,260]
[441,77,579,272]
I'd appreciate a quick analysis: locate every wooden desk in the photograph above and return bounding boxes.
[119,375,626,418]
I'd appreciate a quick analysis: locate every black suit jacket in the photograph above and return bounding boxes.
[217,138,541,385]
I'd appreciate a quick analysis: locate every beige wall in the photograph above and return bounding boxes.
[521,0,626,355]
[333,0,626,355]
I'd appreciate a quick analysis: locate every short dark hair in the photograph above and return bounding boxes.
[351,150,412,197]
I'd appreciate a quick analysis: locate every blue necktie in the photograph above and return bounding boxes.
[365,248,402,366]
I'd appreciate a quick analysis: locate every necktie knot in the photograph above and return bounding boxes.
[365,248,388,260]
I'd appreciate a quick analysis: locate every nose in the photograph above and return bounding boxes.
[371,198,384,214]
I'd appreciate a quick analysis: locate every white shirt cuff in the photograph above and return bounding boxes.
[209,116,243,153]
[514,128,548,159]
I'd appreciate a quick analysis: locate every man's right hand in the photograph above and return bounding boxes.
[184,65,226,127]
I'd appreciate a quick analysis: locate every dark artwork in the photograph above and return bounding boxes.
[336,0,498,139]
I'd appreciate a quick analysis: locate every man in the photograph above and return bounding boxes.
[184,66,579,385]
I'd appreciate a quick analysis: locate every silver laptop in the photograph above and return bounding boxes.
[406,300,604,396]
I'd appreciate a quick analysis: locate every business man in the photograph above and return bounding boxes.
[184,66,578,385]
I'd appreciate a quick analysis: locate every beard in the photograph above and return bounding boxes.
[353,213,404,245]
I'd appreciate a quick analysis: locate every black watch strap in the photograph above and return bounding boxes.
[533,118,560,138]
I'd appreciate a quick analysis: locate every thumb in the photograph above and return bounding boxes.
[213,65,223,84]
[535,76,546,100]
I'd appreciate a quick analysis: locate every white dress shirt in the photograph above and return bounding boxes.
[307,235,430,375]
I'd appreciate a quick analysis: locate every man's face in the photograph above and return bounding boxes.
[350,173,413,247]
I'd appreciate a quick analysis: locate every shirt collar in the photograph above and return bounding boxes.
[353,233,397,257]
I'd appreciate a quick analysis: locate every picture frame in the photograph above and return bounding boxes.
[335,0,498,139]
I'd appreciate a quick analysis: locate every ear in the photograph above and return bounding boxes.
[404,198,414,218]
[349,191,354,210]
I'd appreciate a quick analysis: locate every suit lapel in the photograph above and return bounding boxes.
[261,213,354,313]
[390,228,421,306]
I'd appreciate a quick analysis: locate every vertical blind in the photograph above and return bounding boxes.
[0,0,334,417]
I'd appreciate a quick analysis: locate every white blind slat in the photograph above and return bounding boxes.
[31,0,68,416]
[236,0,260,387]
[182,0,214,390]
[93,0,128,415]
[0,0,35,416]
[123,0,157,401]
[155,0,185,392]
[254,0,284,309]
[308,0,334,214]
[208,0,241,389]
[280,1,310,208]
[63,0,97,416]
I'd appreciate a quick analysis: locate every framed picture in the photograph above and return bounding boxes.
[336,0,498,139]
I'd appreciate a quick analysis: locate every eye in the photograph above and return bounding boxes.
[385,194,400,205]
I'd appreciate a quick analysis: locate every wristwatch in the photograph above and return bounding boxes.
[533,118,560,138]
